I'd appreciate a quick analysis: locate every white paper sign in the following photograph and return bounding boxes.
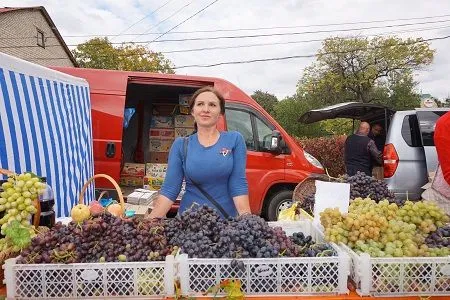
[313,180,350,224]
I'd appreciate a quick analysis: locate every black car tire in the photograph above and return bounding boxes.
[265,190,294,221]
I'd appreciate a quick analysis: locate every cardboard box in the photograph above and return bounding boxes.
[175,127,195,138]
[124,203,152,216]
[121,163,145,177]
[144,176,164,190]
[150,116,174,128]
[119,176,144,187]
[179,106,190,115]
[127,191,145,204]
[179,94,192,106]
[149,128,175,138]
[127,189,158,205]
[150,152,169,163]
[149,138,174,152]
[174,115,195,128]
[145,163,168,177]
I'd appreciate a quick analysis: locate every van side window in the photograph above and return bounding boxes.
[401,115,422,147]
[225,109,256,150]
[416,111,447,146]
[254,116,274,151]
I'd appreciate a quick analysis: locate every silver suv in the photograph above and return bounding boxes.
[384,108,449,199]
[299,103,449,200]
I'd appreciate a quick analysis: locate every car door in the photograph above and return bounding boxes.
[416,109,449,174]
[224,104,285,213]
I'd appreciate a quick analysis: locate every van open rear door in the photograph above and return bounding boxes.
[298,102,395,124]
[415,109,449,174]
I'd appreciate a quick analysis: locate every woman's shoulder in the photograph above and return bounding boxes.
[222,130,243,140]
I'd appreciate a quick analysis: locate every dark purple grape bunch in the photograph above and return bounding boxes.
[426,225,450,248]
[341,171,397,203]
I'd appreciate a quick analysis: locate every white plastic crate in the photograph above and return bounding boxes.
[177,220,350,297]
[3,256,175,299]
[341,244,450,297]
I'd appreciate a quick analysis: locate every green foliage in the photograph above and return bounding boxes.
[72,37,175,73]
[297,36,434,108]
[4,220,31,249]
[273,96,322,138]
[251,90,278,116]
[319,119,354,136]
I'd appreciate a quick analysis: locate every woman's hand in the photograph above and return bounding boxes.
[147,194,174,219]
[233,194,251,216]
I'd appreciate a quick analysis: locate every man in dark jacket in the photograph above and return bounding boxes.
[344,122,382,176]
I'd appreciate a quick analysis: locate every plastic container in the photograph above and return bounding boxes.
[38,177,55,211]
[34,177,55,228]
[341,243,450,297]
[3,256,175,299]
[177,220,350,297]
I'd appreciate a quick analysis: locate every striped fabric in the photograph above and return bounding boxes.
[0,53,94,217]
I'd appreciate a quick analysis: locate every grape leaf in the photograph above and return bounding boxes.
[4,220,31,248]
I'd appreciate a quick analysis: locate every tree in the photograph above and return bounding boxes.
[273,95,322,138]
[297,36,434,108]
[251,90,278,116]
[72,37,175,73]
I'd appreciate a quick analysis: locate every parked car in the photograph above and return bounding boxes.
[53,67,324,220]
[299,102,449,200]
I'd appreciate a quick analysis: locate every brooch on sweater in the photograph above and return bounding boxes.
[220,148,231,157]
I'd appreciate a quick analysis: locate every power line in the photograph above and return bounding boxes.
[2,18,449,49]
[25,34,450,70]
[160,25,450,54]
[144,0,221,45]
[24,24,450,60]
[4,12,449,39]
[110,0,176,40]
[171,35,450,69]
[125,0,194,41]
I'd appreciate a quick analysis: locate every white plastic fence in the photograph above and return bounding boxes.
[341,243,450,297]
[3,256,175,299]
[177,220,350,297]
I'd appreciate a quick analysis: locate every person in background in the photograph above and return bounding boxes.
[434,111,450,185]
[368,123,385,179]
[368,123,385,152]
[344,122,382,176]
[148,86,251,219]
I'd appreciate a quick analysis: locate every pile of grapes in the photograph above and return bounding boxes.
[0,172,44,254]
[320,197,450,257]
[0,173,42,232]
[17,214,176,264]
[296,171,398,216]
[18,205,337,264]
[339,171,396,203]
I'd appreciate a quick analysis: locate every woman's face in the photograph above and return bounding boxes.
[191,91,222,128]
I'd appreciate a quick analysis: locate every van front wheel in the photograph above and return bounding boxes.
[265,190,293,221]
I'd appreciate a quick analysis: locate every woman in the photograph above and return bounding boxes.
[148,86,251,218]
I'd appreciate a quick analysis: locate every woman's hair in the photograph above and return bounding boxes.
[189,86,225,115]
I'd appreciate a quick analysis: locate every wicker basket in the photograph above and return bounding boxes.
[79,173,125,211]
[293,173,333,205]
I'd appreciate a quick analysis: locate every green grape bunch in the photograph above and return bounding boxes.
[0,172,45,234]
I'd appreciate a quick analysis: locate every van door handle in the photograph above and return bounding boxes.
[106,142,116,158]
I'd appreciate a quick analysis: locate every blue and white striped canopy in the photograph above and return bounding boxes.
[0,53,94,217]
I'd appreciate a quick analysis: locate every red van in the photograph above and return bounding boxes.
[53,67,324,220]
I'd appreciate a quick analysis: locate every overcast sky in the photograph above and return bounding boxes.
[3,0,450,100]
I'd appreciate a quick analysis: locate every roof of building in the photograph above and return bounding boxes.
[0,6,78,67]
